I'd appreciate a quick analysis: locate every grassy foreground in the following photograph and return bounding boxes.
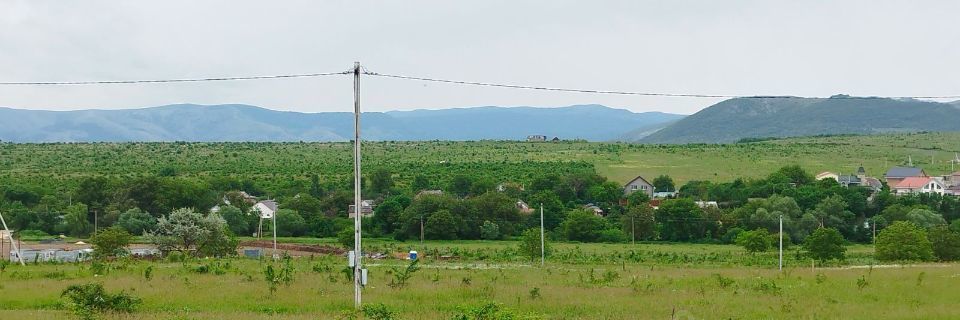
[0,241,958,319]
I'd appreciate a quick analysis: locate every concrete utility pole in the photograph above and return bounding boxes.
[352,61,363,310]
[540,203,545,267]
[272,210,277,258]
[778,214,783,271]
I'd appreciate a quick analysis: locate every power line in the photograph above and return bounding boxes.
[0,71,351,85]
[363,70,960,100]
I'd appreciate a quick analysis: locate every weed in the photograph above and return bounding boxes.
[143,266,153,281]
[61,283,141,320]
[713,274,735,289]
[815,273,826,284]
[362,303,399,320]
[916,272,926,287]
[528,287,541,299]
[388,260,420,289]
[857,275,868,291]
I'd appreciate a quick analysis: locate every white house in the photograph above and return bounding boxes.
[892,177,946,196]
[253,200,278,219]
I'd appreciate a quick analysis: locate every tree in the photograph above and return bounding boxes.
[425,210,458,240]
[337,226,355,249]
[875,221,933,261]
[929,225,960,261]
[518,228,550,261]
[91,226,132,259]
[526,191,565,231]
[560,209,606,242]
[904,208,947,229]
[372,198,403,236]
[449,175,473,198]
[64,203,92,237]
[283,194,322,217]
[116,208,157,236]
[216,205,249,236]
[309,174,323,198]
[147,208,237,257]
[803,227,846,262]
[621,204,655,241]
[656,199,704,241]
[410,175,430,192]
[772,165,814,186]
[480,221,500,240]
[274,209,307,237]
[736,229,772,253]
[652,175,676,192]
[369,169,394,195]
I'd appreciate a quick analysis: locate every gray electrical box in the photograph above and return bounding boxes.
[347,251,356,267]
[361,268,368,286]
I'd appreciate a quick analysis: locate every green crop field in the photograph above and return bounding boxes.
[2,241,958,320]
[2,132,960,193]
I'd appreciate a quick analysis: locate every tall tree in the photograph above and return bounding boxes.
[652,175,676,192]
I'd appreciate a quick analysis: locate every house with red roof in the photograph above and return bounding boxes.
[892,177,946,196]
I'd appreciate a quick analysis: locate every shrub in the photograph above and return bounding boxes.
[803,227,846,262]
[452,301,535,320]
[388,259,420,289]
[61,283,141,320]
[928,225,960,261]
[518,228,551,261]
[337,227,355,249]
[480,221,500,240]
[597,229,626,243]
[736,229,772,253]
[875,221,933,261]
[362,303,398,320]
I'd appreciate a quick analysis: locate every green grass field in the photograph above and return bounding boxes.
[1,241,958,319]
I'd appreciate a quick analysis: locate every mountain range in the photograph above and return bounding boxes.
[640,96,960,144]
[0,104,683,142]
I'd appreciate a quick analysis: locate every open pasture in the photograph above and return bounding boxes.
[0,241,958,319]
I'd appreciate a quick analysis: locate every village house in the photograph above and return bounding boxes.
[253,200,278,219]
[526,135,547,142]
[516,200,534,214]
[815,171,839,181]
[583,203,604,216]
[884,167,927,187]
[415,190,444,198]
[892,177,946,196]
[348,200,376,218]
[623,175,655,198]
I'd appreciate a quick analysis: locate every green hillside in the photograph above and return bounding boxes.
[2,132,959,193]
[641,96,960,143]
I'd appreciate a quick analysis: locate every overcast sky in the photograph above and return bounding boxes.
[1,1,958,114]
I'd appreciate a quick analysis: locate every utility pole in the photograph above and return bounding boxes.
[272,210,277,259]
[778,214,783,271]
[351,61,363,310]
[539,203,545,267]
[872,220,876,244]
[0,212,24,266]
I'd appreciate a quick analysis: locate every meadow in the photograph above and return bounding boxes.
[0,240,957,319]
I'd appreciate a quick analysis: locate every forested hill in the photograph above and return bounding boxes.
[640,96,960,144]
[0,104,683,142]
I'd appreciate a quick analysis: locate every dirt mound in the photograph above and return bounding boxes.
[240,240,346,255]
